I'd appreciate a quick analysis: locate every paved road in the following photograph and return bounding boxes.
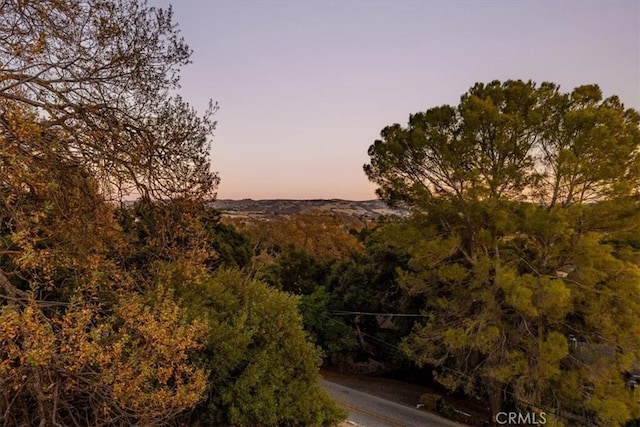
[321,379,467,427]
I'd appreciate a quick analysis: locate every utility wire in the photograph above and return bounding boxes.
[327,310,429,318]
[303,304,600,427]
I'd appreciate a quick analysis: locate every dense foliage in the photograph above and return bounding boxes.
[3,1,638,426]
[365,80,640,425]
[0,1,342,426]
[0,111,208,425]
[167,266,345,427]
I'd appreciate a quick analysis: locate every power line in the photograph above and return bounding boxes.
[327,310,429,318]
[303,305,600,427]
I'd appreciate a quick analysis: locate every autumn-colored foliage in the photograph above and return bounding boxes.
[231,211,363,263]
[0,106,208,425]
[1,1,344,425]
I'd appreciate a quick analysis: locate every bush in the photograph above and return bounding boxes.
[164,265,346,426]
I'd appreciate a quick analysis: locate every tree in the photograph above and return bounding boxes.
[366,81,639,208]
[1,1,217,424]
[116,198,222,272]
[232,212,362,264]
[365,80,640,425]
[321,228,418,365]
[0,0,218,200]
[0,108,208,426]
[164,265,345,427]
[206,222,253,269]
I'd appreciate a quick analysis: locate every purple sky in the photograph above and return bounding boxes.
[153,0,639,200]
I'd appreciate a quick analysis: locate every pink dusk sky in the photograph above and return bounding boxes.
[152,0,639,200]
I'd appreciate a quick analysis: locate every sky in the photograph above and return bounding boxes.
[152,0,639,200]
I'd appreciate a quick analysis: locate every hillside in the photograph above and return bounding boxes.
[212,199,408,219]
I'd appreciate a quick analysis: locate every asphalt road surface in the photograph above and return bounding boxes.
[321,379,467,427]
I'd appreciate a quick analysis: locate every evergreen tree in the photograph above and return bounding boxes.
[365,80,640,425]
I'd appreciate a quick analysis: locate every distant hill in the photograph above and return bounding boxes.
[212,199,408,219]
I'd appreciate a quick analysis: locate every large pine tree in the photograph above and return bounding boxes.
[365,80,640,425]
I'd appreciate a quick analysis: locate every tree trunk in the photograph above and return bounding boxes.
[484,377,503,424]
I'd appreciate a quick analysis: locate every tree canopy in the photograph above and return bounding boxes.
[0,107,209,425]
[365,80,640,426]
[1,0,218,200]
[0,1,343,425]
[166,266,345,427]
[366,80,640,208]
